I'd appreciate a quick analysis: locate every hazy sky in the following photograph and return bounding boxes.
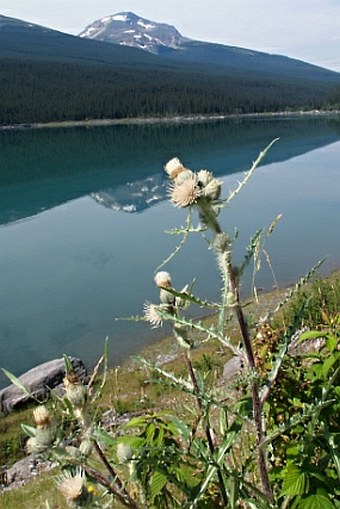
[1,0,339,72]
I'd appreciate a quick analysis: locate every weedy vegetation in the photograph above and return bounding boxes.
[1,140,339,508]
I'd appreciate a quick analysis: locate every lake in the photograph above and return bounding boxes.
[0,116,340,388]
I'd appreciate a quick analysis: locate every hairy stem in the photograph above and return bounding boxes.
[93,439,140,509]
[184,350,229,507]
[225,254,273,503]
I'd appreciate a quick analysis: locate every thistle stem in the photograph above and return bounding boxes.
[93,439,140,509]
[225,255,273,503]
[184,350,229,507]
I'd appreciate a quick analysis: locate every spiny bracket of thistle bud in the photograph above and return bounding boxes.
[64,376,87,410]
[26,424,56,454]
[173,323,193,350]
[197,169,222,201]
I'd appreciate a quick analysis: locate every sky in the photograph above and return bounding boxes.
[0,0,340,72]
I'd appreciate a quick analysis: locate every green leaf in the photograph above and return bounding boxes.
[63,354,73,374]
[2,369,32,397]
[149,470,167,501]
[326,334,338,353]
[298,330,324,342]
[21,424,36,438]
[281,465,309,496]
[298,494,336,509]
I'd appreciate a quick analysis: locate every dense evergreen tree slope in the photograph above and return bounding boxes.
[0,14,339,124]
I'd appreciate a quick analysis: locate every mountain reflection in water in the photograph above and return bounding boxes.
[1,117,340,224]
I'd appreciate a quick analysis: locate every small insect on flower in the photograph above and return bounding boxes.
[144,303,164,328]
[33,405,51,427]
[154,271,172,288]
[170,175,201,208]
[164,157,185,179]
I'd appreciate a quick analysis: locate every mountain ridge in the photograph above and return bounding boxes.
[0,12,339,125]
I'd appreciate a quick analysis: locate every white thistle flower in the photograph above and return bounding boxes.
[170,175,201,208]
[58,474,85,502]
[144,303,164,328]
[33,405,51,427]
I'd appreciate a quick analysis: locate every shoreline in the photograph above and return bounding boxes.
[1,110,339,131]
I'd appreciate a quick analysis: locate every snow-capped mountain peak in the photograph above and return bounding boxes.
[79,12,188,54]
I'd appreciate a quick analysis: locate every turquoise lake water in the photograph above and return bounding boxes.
[0,117,339,387]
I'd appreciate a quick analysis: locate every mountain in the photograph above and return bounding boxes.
[79,12,340,83]
[0,13,340,125]
[79,11,188,54]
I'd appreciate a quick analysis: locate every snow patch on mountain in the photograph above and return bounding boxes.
[79,12,189,54]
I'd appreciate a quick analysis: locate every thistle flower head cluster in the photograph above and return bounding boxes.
[165,157,222,209]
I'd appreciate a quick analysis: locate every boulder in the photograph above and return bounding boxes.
[0,357,87,415]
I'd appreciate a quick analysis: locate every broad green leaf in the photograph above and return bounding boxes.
[149,470,167,501]
[298,494,336,509]
[326,335,338,353]
[21,424,36,438]
[298,330,325,341]
[2,368,32,397]
[281,465,309,496]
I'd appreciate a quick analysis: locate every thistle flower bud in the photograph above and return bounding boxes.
[33,406,51,427]
[159,288,175,306]
[65,383,87,409]
[79,438,93,458]
[154,271,172,288]
[197,169,214,187]
[117,442,134,463]
[174,323,193,349]
[175,284,189,309]
[164,157,185,179]
[65,446,82,460]
[27,425,56,453]
[203,178,222,200]
[226,291,238,308]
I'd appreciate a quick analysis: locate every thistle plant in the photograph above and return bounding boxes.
[11,141,339,509]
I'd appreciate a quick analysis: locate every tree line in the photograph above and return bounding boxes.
[0,58,337,125]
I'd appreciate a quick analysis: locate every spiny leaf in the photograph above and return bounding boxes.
[223,138,279,205]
